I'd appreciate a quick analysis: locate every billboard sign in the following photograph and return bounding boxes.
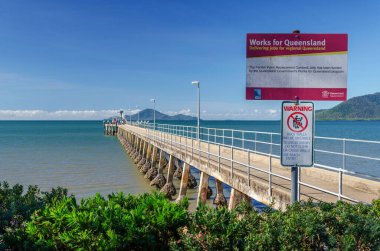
[246,33,348,101]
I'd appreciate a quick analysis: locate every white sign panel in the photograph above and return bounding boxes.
[246,33,348,101]
[281,101,314,167]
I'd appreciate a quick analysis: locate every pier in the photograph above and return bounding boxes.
[104,123,118,135]
[113,123,380,210]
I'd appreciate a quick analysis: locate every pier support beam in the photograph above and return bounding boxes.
[228,188,251,211]
[213,179,227,207]
[138,139,143,154]
[145,146,158,180]
[151,150,167,188]
[137,141,147,167]
[131,135,139,157]
[141,144,152,173]
[176,162,191,202]
[160,154,176,199]
[134,135,138,148]
[197,171,210,206]
[135,136,139,149]
[134,139,143,163]
[150,145,156,163]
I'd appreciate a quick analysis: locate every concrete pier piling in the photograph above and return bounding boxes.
[197,171,210,206]
[150,149,167,188]
[160,154,177,199]
[141,144,152,174]
[213,179,227,207]
[134,139,143,164]
[145,146,158,180]
[176,162,191,202]
[228,188,251,210]
[137,142,147,169]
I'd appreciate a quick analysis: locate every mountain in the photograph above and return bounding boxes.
[316,92,380,120]
[126,109,197,121]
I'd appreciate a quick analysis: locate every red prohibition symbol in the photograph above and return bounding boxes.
[287,112,308,133]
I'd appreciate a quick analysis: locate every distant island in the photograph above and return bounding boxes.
[117,93,380,122]
[316,92,380,120]
[125,109,197,121]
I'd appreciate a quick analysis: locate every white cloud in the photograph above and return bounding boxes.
[125,109,141,115]
[199,108,281,120]
[0,110,123,120]
[266,109,278,114]
[166,109,193,116]
[0,107,282,121]
[180,109,192,115]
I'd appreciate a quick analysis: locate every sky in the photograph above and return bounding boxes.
[0,0,379,120]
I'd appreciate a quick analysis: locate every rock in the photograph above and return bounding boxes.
[141,162,151,174]
[213,193,227,207]
[187,173,197,189]
[138,158,146,168]
[207,186,213,199]
[160,182,176,199]
[174,165,182,179]
[150,174,166,189]
[134,155,142,164]
[160,158,168,169]
[145,167,158,180]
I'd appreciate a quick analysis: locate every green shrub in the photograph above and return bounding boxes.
[0,181,70,250]
[172,200,380,251]
[322,200,380,250]
[244,200,380,251]
[26,192,189,250]
[173,203,256,251]
[1,181,379,251]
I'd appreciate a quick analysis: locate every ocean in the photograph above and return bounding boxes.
[0,120,379,207]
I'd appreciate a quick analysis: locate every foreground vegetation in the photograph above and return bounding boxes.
[0,182,379,250]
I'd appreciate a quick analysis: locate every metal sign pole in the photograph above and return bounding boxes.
[291,164,298,203]
[291,96,300,203]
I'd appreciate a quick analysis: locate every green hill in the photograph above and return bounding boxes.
[127,109,197,121]
[316,92,380,120]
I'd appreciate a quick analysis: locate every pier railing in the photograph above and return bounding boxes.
[127,122,380,204]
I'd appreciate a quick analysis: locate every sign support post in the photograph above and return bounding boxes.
[291,95,300,203]
[291,165,298,203]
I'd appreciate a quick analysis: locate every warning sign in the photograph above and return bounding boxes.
[281,101,314,167]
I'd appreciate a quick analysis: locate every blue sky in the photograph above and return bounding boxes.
[0,0,379,120]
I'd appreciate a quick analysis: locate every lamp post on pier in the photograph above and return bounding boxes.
[128,108,132,124]
[119,110,124,124]
[192,81,200,140]
[150,98,156,129]
[136,105,140,124]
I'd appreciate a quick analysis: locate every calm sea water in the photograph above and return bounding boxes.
[0,121,155,198]
[0,120,379,204]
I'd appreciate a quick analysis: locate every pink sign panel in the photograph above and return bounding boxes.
[246,33,348,101]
